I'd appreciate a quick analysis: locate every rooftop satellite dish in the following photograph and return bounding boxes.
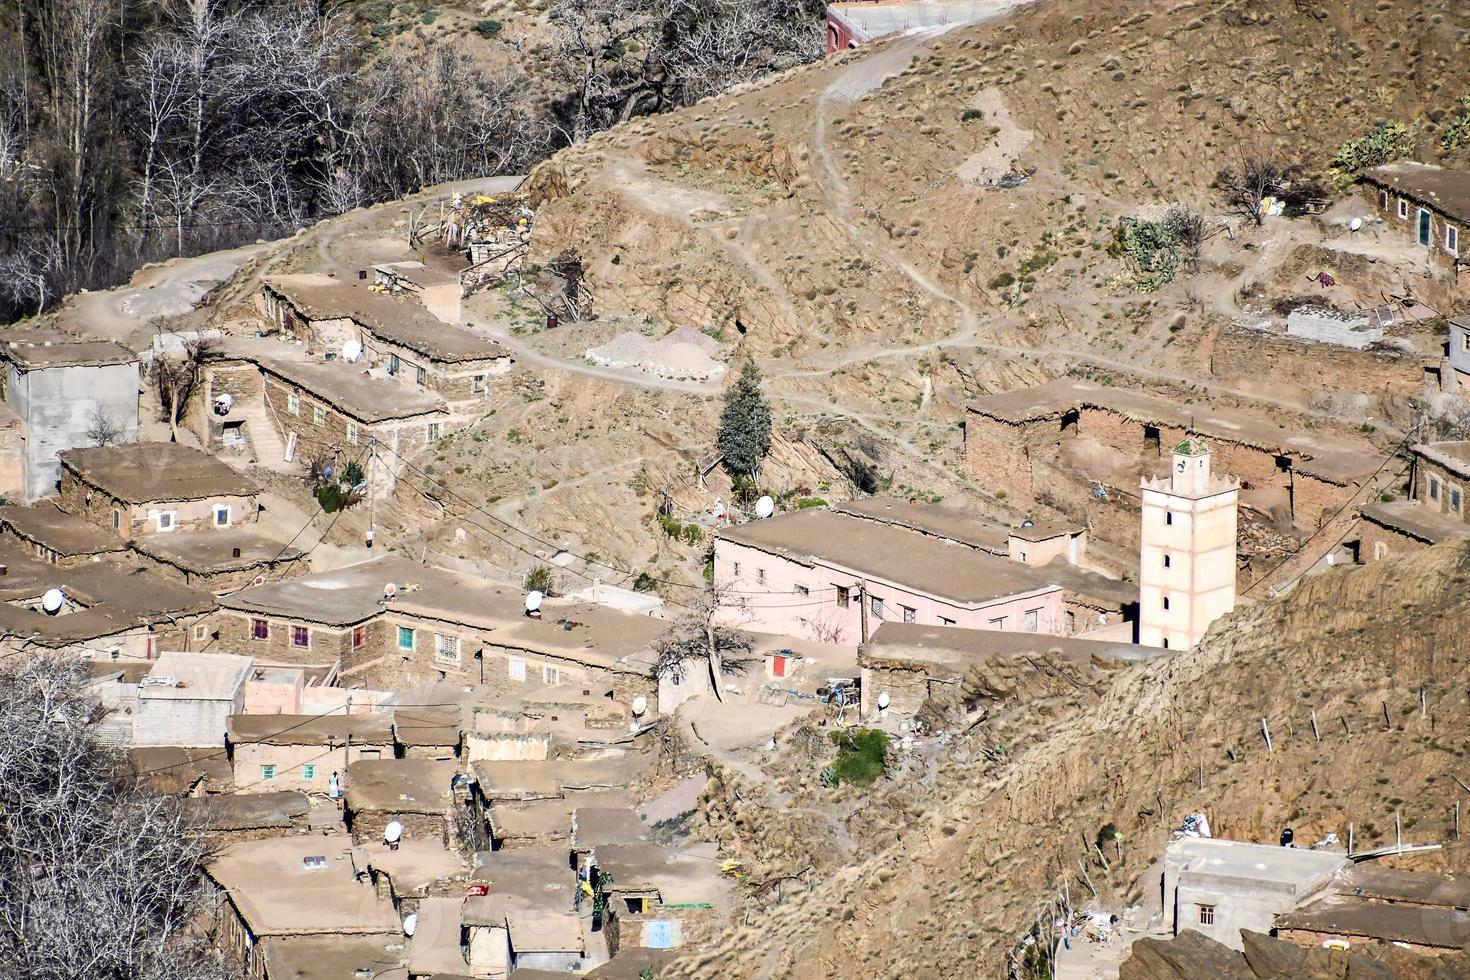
[1020,519,1035,528]
[402,913,418,937]
[525,590,544,613]
[384,820,404,844]
[383,582,398,601]
[41,588,64,615]
[342,339,363,363]
[630,695,647,717]
[1349,217,1363,233]
[877,691,891,711]
[755,496,775,519]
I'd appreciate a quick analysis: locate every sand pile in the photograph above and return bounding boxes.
[586,326,726,380]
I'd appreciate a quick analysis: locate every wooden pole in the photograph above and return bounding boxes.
[1310,710,1320,742]
[1383,701,1393,730]
[1261,718,1273,754]
[1396,811,1402,852]
[1348,822,1354,854]
[1456,801,1460,841]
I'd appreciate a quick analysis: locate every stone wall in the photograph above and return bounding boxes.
[963,414,1043,501]
[1358,518,1427,563]
[1210,329,1421,400]
[213,609,366,668]
[1412,457,1470,524]
[1284,306,1382,348]
[348,809,451,848]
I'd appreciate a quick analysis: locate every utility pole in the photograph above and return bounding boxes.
[858,578,869,644]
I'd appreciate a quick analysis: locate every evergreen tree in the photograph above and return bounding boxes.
[717,360,771,479]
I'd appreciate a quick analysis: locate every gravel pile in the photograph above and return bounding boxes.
[586,326,727,379]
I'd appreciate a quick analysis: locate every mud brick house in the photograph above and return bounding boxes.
[1274,865,1470,956]
[344,758,466,848]
[595,843,727,954]
[182,790,311,843]
[714,507,1070,644]
[1360,163,1468,283]
[0,329,141,501]
[58,442,261,536]
[856,621,1157,718]
[393,707,463,760]
[129,745,233,796]
[1358,440,1470,562]
[205,836,403,980]
[226,713,395,794]
[216,555,669,700]
[965,379,1381,547]
[258,274,513,419]
[0,501,128,566]
[0,542,215,660]
[464,847,586,975]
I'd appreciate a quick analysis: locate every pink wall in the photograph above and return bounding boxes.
[713,539,1065,644]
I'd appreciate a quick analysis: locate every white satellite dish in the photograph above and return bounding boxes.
[383,582,398,601]
[384,820,404,844]
[41,588,64,615]
[630,695,647,717]
[342,339,363,363]
[755,495,775,519]
[877,691,890,710]
[1349,217,1363,233]
[525,590,544,612]
[402,912,418,937]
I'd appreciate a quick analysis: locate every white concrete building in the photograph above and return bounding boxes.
[1138,439,1239,650]
[133,652,252,747]
[1163,837,1347,951]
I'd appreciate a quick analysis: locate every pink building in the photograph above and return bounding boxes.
[714,509,1066,645]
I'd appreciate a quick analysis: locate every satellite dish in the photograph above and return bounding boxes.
[342,339,363,363]
[525,590,544,612]
[383,582,398,601]
[630,695,647,717]
[1020,519,1035,528]
[384,820,404,844]
[877,691,891,711]
[402,912,418,937]
[41,589,64,615]
[1349,217,1363,233]
[755,496,775,519]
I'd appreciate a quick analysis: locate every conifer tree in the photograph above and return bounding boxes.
[717,360,771,479]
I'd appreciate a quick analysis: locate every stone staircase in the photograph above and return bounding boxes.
[235,400,292,472]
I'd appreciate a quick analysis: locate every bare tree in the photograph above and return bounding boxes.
[86,405,123,446]
[0,656,237,979]
[0,239,66,316]
[798,611,848,645]
[652,580,754,703]
[1215,145,1301,226]
[149,335,217,443]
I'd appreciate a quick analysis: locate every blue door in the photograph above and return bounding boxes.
[645,920,674,949]
[1419,208,1432,246]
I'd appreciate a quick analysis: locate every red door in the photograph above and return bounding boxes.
[772,655,786,678]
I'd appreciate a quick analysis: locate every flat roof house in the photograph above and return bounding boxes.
[0,500,129,566]
[226,713,395,795]
[464,847,585,976]
[132,651,253,747]
[1360,162,1468,281]
[714,508,1068,644]
[1359,440,1470,563]
[0,329,141,501]
[1275,865,1470,956]
[58,442,262,538]
[343,758,465,848]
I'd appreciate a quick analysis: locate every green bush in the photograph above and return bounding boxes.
[1441,96,1470,153]
[523,565,556,595]
[314,483,347,513]
[633,571,658,592]
[475,18,502,37]
[828,728,888,786]
[960,107,984,122]
[790,496,827,509]
[1333,119,1414,174]
[987,271,1015,290]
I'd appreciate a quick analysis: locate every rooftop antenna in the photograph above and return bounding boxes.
[525,590,544,620]
[755,495,775,519]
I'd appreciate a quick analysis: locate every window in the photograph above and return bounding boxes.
[291,625,309,648]
[1197,905,1215,926]
[251,618,269,640]
[1398,198,1409,219]
[1165,512,1174,526]
[835,585,850,608]
[543,664,563,685]
[471,374,486,393]
[213,505,231,527]
[508,657,526,681]
[732,562,741,577]
[1462,333,1470,354]
[416,365,428,386]
[288,390,300,415]
[901,605,916,624]
[302,764,316,780]
[427,422,441,441]
[870,596,884,619]
[1163,554,1171,568]
[1453,488,1463,513]
[1024,608,1039,632]
[988,617,1006,630]
[155,511,176,532]
[260,765,277,781]
[193,624,207,642]
[435,633,460,664]
[1431,476,1441,501]
[397,626,415,651]
[1449,225,1460,254]
[1163,638,1170,650]
[388,354,401,375]
[1378,189,1388,210]
[347,422,359,446]
[359,749,381,760]
[1374,541,1389,560]
[1162,596,1171,611]
[112,509,121,530]
[940,616,956,626]
[352,626,366,649]
[795,584,810,597]
[756,568,766,586]
[312,405,326,426]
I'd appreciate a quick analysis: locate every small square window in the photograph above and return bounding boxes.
[112,509,121,530]
[155,511,176,532]
[732,562,741,577]
[795,584,809,596]
[213,505,231,527]
[260,764,276,781]
[352,626,366,649]
[508,657,526,681]
[1163,596,1171,611]
[302,764,316,780]
[902,605,916,624]
[1453,488,1463,512]
[416,365,428,386]
[835,585,849,608]
[347,423,359,446]
[288,391,300,415]
[1197,904,1215,926]
[397,626,414,651]
[427,422,441,441]
[1461,333,1470,354]
[1398,199,1409,219]
[543,664,562,685]
[312,405,326,426]
[251,618,269,640]
[291,625,310,648]
[756,568,766,586]
[1024,608,1038,632]
[988,617,1005,630]
[1378,189,1388,210]
[1449,225,1460,254]
[1431,476,1441,501]
[389,354,400,375]
[1165,512,1174,526]
[870,597,884,619]
[1163,554,1171,568]
[193,624,207,642]
[471,375,486,393]
[435,633,460,664]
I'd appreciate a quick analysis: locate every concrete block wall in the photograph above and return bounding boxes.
[1285,306,1383,349]
[8,361,140,501]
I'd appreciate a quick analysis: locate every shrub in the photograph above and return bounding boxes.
[988,271,1015,290]
[523,565,556,595]
[314,483,347,513]
[1333,120,1414,176]
[1441,96,1470,154]
[960,107,984,121]
[475,18,502,37]
[791,496,828,509]
[634,571,658,592]
[827,728,888,786]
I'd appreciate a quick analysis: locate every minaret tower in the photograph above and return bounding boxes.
[1138,438,1239,650]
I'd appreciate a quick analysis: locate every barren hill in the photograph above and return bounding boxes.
[674,539,1470,977]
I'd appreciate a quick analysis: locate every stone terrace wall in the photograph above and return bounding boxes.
[1211,330,1422,399]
